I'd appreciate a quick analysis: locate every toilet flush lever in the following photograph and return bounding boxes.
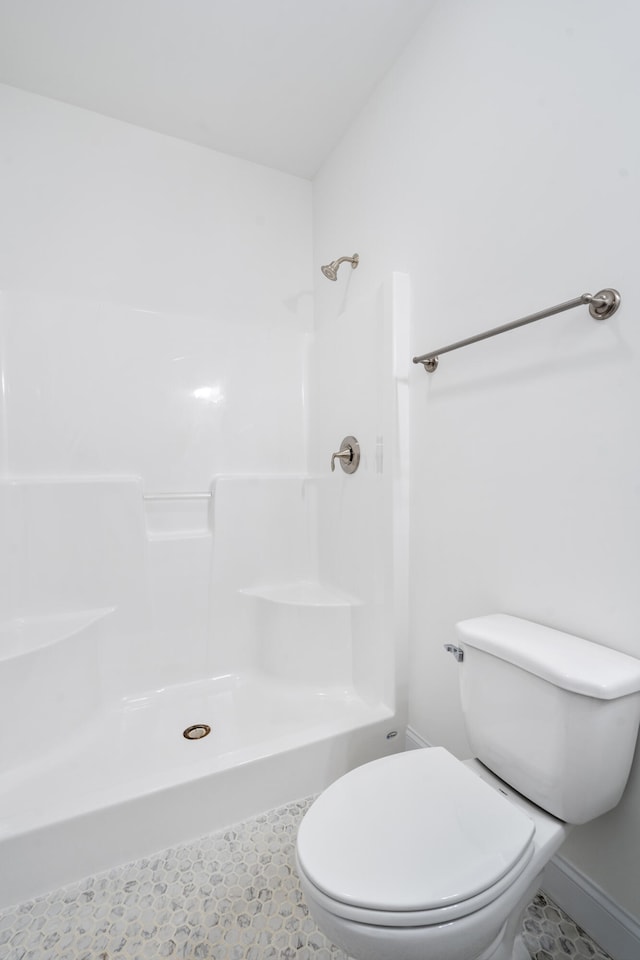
[444,644,464,662]
[330,436,360,474]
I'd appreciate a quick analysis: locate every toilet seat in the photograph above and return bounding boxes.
[296,747,536,928]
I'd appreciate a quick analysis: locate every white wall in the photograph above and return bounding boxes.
[313,0,640,921]
[0,84,312,488]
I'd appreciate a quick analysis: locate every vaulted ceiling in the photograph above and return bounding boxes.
[0,0,432,178]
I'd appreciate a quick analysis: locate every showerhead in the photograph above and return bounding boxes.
[321,262,339,281]
[320,253,359,281]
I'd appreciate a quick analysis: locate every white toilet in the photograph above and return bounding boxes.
[296,614,640,960]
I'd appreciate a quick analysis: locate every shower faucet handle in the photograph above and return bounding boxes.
[330,449,352,472]
[330,436,360,474]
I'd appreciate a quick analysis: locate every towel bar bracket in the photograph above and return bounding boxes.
[588,288,620,320]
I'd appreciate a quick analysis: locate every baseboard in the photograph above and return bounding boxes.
[404,726,432,750]
[542,854,640,960]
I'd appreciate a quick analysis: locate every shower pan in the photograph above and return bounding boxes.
[0,274,409,910]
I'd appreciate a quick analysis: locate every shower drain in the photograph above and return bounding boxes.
[183,724,211,740]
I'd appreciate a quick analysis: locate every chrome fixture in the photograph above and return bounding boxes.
[444,644,464,662]
[330,436,360,474]
[321,253,359,281]
[413,287,621,373]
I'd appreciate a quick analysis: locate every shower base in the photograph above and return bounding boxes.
[0,672,396,910]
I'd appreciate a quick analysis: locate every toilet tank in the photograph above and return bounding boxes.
[455,615,640,824]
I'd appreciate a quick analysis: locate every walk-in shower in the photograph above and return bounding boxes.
[0,274,409,911]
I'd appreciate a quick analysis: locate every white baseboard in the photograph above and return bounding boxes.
[542,854,640,960]
[404,726,432,750]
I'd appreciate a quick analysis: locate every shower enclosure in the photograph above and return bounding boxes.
[0,273,409,909]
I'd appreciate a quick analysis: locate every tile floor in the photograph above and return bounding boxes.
[522,892,612,960]
[0,798,613,960]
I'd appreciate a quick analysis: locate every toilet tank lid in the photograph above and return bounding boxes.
[456,614,640,700]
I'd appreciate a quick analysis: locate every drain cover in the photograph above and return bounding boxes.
[183,724,211,740]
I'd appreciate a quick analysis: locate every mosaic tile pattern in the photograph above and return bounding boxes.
[523,892,613,960]
[0,798,612,960]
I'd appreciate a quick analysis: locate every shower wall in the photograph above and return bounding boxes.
[0,83,312,486]
[0,82,313,689]
[0,81,402,720]
[307,276,410,712]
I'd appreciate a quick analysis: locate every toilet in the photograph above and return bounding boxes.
[296,614,640,960]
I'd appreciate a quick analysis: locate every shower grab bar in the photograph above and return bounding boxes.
[143,491,211,500]
[412,287,621,373]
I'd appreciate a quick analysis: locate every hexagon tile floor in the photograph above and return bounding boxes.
[0,797,613,960]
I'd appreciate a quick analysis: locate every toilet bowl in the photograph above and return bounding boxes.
[296,615,640,960]
[297,747,568,960]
